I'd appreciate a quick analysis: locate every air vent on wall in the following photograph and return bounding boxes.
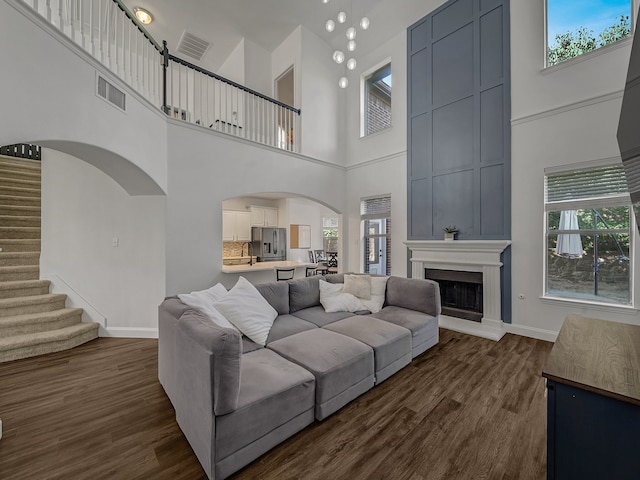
[176,31,211,61]
[97,75,126,111]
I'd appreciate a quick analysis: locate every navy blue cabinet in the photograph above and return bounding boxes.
[543,315,640,480]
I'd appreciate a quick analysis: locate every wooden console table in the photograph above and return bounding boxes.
[542,314,640,479]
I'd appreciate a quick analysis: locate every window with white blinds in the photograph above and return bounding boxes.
[361,195,391,275]
[544,163,632,306]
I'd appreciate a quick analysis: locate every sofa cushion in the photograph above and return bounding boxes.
[343,274,372,299]
[319,280,366,313]
[290,305,354,327]
[177,309,242,415]
[215,349,315,461]
[178,284,238,331]
[323,316,412,384]
[385,276,441,317]
[266,314,318,344]
[288,276,322,313]
[268,329,375,420]
[214,276,278,346]
[370,306,439,357]
[255,281,290,315]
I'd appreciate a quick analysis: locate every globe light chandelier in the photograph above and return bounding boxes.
[322,0,370,88]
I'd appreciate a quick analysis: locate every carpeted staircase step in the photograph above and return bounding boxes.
[0,308,83,336]
[0,185,41,198]
[0,252,40,266]
[0,293,67,318]
[0,239,41,252]
[0,156,41,171]
[0,215,41,228]
[0,265,39,281]
[0,167,41,182]
[0,322,99,363]
[0,280,50,299]
[0,226,41,239]
[0,204,41,216]
[0,176,41,189]
[0,194,40,207]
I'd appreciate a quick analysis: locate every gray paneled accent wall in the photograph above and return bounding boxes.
[407,0,510,240]
[407,0,511,321]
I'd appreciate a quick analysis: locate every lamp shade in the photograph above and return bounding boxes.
[332,50,345,64]
[325,19,335,32]
[346,27,356,40]
[338,77,349,88]
[360,17,370,30]
[347,40,356,52]
[347,58,357,70]
[337,11,347,23]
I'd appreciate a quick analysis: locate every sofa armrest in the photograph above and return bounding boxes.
[174,309,242,480]
[385,276,441,317]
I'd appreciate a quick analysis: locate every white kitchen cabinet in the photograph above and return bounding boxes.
[223,210,251,241]
[250,206,278,227]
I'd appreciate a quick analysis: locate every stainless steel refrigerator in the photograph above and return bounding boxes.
[252,227,286,262]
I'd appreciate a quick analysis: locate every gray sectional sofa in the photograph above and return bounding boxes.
[158,274,441,480]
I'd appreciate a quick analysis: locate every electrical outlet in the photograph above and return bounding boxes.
[112,237,119,247]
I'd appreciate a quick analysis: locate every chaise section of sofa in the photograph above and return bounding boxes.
[173,308,316,480]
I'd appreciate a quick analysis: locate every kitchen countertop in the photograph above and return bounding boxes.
[221,260,315,274]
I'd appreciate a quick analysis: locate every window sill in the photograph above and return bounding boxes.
[359,125,393,140]
[540,295,638,315]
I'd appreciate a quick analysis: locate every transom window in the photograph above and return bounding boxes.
[546,0,632,67]
[544,163,633,305]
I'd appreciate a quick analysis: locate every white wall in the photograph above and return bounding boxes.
[508,1,640,340]
[217,38,246,85]
[40,149,166,336]
[299,26,344,164]
[244,39,273,96]
[165,121,346,293]
[0,1,167,195]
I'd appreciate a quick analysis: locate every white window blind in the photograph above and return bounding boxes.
[545,164,628,203]
[360,195,391,219]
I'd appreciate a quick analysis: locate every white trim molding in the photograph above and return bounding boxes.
[405,240,511,341]
[40,273,107,328]
[101,327,158,338]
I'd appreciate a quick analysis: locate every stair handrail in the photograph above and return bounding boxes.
[111,0,162,52]
[0,144,42,160]
[161,43,301,116]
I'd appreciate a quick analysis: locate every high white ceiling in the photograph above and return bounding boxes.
[121,0,443,73]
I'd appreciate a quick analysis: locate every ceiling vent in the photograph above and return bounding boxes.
[176,31,211,61]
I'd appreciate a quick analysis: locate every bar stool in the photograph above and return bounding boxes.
[276,267,295,281]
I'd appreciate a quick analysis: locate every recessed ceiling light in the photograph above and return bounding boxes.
[134,7,153,25]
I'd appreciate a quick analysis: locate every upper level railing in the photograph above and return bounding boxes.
[18,0,301,152]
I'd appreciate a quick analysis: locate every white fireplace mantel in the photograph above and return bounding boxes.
[404,240,511,341]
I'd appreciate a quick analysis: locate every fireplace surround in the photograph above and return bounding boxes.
[405,240,511,340]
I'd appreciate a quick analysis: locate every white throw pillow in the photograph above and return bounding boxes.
[343,274,372,300]
[360,276,388,313]
[213,276,278,346]
[178,284,238,330]
[319,280,366,313]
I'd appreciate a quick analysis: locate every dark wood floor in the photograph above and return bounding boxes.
[0,329,552,480]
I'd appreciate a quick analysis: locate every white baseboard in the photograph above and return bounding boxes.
[40,273,107,328]
[101,327,158,339]
[504,323,558,342]
[439,315,505,341]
